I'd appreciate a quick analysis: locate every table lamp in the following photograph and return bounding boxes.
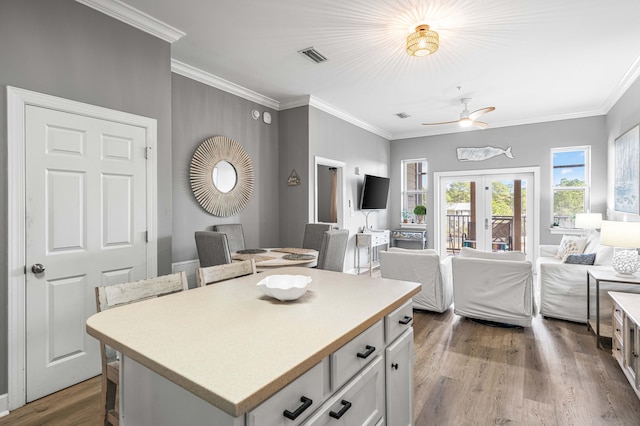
[600,220,640,275]
[575,213,602,236]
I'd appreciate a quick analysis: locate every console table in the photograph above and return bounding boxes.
[391,229,427,250]
[356,230,390,276]
[587,268,640,349]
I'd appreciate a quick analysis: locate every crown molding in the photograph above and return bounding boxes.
[171,60,279,110]
[75,0,185,43]
[601,54,640,113]
[280,95,392,140]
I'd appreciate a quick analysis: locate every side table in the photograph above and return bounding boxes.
[587,268,640,349]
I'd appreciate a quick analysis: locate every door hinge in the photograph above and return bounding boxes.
[145,231,149,243]
[145,147,152,159]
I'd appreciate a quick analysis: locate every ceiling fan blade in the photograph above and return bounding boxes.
[421,120,460,126]
[469,106,495,121]
[471,120,489,129]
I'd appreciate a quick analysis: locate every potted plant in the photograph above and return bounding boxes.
[413,205,427,224]
[401,210,410,223]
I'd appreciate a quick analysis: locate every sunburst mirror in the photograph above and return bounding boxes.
[190,136,254,217]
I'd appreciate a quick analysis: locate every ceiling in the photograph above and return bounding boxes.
[103,0,640,140]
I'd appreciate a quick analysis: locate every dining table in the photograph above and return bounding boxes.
[231,247,318,271]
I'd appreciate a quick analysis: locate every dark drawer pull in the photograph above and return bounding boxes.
[399,315,412,325]
[357,345,375,359]
[329,400,352,419]
[283,396,312,420]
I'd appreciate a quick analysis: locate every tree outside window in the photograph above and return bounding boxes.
[402,159,427,222]
[551,147,590,224]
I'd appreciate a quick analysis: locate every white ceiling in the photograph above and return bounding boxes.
[101,0,640,140]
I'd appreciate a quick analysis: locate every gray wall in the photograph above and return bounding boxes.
[171,74,280,266]
[309,107,390,271]
[279,106,310,247]
[390,116,608,247]
[0,0,172,395]
[606,77,640,222]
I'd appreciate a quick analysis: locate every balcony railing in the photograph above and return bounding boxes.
[445,215,527,254]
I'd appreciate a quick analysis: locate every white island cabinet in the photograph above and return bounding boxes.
[86,267,420,426]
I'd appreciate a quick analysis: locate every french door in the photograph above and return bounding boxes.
[435,168,539,262]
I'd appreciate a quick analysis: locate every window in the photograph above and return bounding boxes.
[401,159,427,221]
[551,146,590,224]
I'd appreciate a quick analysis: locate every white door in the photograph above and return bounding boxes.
[437,169,537,262]
[25,105,149,401]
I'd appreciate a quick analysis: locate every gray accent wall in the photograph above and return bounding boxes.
[0,0,172,395]
[279,106,310,248]
[279,106,391,272]
[309,107,390,271]
[390,116,607,247]
[171,74,280,266]
[606,76,640,222]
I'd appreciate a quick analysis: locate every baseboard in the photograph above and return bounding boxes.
[0,393,9,417]
[171,259,200,288]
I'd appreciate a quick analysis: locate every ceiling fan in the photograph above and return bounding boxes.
[422,98,495,129]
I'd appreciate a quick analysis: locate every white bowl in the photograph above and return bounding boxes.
[257,275,312,301]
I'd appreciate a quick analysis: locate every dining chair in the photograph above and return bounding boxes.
[302,223,332,252]
[196,259,257,287]
[213,223,246,253]
[94,272,189,426]
[316,229,349,272]
[195,231,232,267]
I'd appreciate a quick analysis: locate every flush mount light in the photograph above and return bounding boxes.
[406,24,439,57]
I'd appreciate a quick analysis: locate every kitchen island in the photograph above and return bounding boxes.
[86,267,421,425]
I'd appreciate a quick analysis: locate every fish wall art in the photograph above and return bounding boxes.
[456,146,514,162]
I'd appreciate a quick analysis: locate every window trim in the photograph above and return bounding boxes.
[550,146,591,223]
[401,158,428,221]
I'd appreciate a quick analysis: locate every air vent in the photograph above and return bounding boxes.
[298,47,328,64]
[395,112,411,119]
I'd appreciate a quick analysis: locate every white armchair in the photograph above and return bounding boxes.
[380,247,452,313]
[451,248,535,327]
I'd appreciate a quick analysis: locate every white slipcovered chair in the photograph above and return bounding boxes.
[451,247,535,327]
[380,247,452,313]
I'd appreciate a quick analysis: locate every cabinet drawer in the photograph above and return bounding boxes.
[302,355,385,426]
[613,333,624,364]
[246,361,325,426]
[385,299,413,344]
[331,320,384,390]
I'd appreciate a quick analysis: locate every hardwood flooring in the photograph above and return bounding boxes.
[2,312,639,425]
[412,310,640,425]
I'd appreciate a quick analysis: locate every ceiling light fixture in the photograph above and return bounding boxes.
[406,24,439,57]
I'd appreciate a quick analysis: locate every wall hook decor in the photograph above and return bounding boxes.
[288,169,301,186]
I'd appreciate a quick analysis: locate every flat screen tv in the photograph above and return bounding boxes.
[360,174,390,210]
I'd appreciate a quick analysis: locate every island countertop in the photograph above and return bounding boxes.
[86,267,420,417]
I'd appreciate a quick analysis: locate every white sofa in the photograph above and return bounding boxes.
[537,232,640,323]
[451,248,535,327]
[379,247,453,313]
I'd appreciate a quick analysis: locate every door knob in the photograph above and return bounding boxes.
[31,264,46,274]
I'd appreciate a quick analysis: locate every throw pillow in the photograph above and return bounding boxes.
[583,231,600,254]
[564,253,596,265]
[556,235,587,260]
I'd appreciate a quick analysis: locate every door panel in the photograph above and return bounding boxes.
[440,171,534,261]
[25,105,148,401]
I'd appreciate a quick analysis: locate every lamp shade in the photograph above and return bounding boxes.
[600,220,640,248]
[406,25,439,57]
[575,213,602,230]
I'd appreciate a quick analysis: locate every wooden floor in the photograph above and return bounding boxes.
[413,310,640,425]
[2,312,640,425]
